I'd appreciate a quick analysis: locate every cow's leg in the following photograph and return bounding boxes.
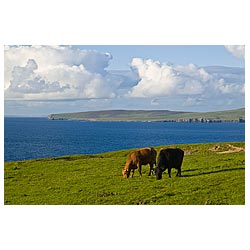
[131,169,135,178]
[168,167,171,178]
[148,163,153,176]
[126,169,131,178]
[153,160,156,173]
[176,168,181,177]
[137,163,142,177]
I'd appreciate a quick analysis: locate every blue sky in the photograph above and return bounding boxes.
[74,45,245,69]
[4,45,245,116]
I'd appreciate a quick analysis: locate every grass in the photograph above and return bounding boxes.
[48,108,245,121]
[4,142,245,205]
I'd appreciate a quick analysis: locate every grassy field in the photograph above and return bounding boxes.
[48,108,245,122]
[4,142,245,205]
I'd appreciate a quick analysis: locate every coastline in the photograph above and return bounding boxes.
[48,108,245,123]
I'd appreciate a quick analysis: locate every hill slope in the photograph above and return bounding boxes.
[48,108,245,122]
[4,142,245,205]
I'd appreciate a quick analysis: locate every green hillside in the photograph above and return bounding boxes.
[48,108,245,122]
[4,142,245,205]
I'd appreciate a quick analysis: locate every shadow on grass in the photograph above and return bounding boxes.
[182,167,245,177]
[182,168,200,173]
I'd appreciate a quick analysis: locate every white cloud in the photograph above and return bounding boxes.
[127,58,244,110]
[182,97,204,107]
[4,46,119,100]
[128,58,177,97]
[128,58,211,98]
[6,59,69,98]
[128,58,244,100]
[4,46,245,114]
[214,78,244,94]
[224,45,245,59]
[150,98,160,106]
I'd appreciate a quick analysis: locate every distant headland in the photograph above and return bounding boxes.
[48,108,245,123]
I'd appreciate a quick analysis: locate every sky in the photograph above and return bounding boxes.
[74,45,245,69]
[4,45,245,116]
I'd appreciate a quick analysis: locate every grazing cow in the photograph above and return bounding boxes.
[155,148,184,180]
[122,147,157,178]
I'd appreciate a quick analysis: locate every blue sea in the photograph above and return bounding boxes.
[4,117,245,162]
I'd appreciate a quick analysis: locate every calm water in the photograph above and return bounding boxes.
[4,117,245,162]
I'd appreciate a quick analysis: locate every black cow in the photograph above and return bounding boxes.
[155,148,184,180]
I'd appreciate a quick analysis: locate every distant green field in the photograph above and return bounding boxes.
[4,142,245,205]
[48,108,245,122]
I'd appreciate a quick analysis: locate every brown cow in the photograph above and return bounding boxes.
[122,147,157,178]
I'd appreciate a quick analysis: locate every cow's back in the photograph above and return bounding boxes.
[128,147,156,165]
[136,147,156,165]
[159,148,184,168]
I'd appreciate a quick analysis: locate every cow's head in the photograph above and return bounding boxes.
[155,150,167,180]
[122,168,130,178]
[155,167,163,180]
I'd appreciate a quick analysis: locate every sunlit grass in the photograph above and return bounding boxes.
[4,142,245,205]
